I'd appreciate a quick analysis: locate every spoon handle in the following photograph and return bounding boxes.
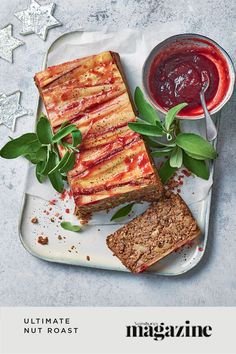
[200,93,217,141]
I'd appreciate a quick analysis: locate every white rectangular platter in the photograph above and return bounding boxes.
[19,29,218,275]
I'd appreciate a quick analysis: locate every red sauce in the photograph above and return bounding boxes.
[181,169,191,177]
[73,179,141,198]
[124,151,152,175]
[148,40,231,117]
[61,92,69,101]
[149,52,219,115]
[60,190,67,200]
[49,199,57,205]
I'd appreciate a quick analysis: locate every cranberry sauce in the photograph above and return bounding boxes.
[148,51,220,116]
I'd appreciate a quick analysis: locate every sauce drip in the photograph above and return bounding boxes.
[148,52,220,116]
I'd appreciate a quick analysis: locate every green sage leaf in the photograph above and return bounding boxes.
[183,152,209,180]
[52,124,77,142]
[36,160,47,183]
[60,121,68,129]
[151,148,173,157]
[27,139,42,153]
[42,150,59,175]
[61,221,81,232]
[61,174,68,181]
[23,141,43,163]
[48,170,64,193]
[25,153,40,164]
[72,130,82,147]
[36,115,53,144]
[176,133,217,160]
[184,151,208,160]
[144,137,176,149]
[158,159,177,184]
[35,146,48,161]
[110,203,135,221]
[60,152,76,173]
[165,103,188,131]
[128,122,163,137]
[49,151,70,174]
[59,141,72,149]
[134,87,161,124]
[39,113,47,119]
[0,133,38,159]
[170,146,183,168]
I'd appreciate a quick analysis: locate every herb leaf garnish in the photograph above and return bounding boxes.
[134,87,161,124]
[151,148,173,157]
[128,122,163,137]
[49,150,70,174]
[60,152,76,173]
[36,114,53,144]
[128,86,217,183]
[36,160,47,183]
[0,115,82,193]
[61,221,81,232]
[158,160,177,184]
[169,146,183,168]
[165,103,187,131]
[72,130,82,147]
[110,203,135,221]
[49,170,64,193]
[183,152,210,180]
[35,146,48,161]
[176,133,217,159]
[0,133,38,159]
[52,124,77,142]
[42,150,58,176]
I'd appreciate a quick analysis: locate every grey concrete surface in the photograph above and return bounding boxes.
[0,0,236,306]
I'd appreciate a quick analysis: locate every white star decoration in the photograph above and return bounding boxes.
[0,91,30,131]
[14,0,62,41]
[0,24,24,63]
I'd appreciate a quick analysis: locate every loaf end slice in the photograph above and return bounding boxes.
[106,193,201,273]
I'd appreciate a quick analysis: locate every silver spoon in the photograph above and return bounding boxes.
[200,71,217,141]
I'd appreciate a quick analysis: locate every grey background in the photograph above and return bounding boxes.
[0,0,236,306]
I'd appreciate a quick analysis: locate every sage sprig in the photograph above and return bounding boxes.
[0,113,82,193]
[128,87,217,183]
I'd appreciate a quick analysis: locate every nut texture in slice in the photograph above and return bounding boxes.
[106,193,201,273]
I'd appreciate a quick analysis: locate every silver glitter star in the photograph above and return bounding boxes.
[0,24,24,63]
[15,0,62,41]
[0,91,30,131]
